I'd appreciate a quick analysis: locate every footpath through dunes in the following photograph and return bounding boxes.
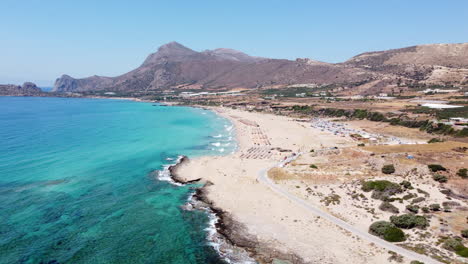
[175,107,443,264]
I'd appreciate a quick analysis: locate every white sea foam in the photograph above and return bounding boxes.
[211,142,221,147]
[186,195,256,264]
[213,134,223,138]
[155,156,183,186]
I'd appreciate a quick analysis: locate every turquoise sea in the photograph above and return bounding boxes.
[0,97,235,264]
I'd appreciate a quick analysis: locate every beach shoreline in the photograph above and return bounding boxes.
[173,106,393,263]
[172,105,453,264]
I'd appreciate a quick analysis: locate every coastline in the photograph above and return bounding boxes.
[172,106,417,264]
[166,153,304,264]
[4,96,459,263]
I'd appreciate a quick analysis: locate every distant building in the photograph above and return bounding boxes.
[295,93,306,97]
[421,88,459,94]
[379,93,388,97]
[449,117,468,125]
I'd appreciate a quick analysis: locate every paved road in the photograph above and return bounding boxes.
[257,153,442,264]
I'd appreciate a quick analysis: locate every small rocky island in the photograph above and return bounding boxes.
[0,82,44,96]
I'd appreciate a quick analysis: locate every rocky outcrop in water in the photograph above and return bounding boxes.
[0,82,43,96]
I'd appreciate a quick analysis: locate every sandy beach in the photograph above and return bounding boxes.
[175,107,411,264]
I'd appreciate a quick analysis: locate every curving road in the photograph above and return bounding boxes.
[257,153,442,264]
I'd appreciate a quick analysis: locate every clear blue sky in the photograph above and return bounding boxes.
[1,0,467,86]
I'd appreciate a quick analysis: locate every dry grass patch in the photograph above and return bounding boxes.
[268,167,298,181]
[363,141,468,154]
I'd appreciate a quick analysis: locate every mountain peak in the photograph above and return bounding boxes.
[158,41,191,51]
[142,42,197,65]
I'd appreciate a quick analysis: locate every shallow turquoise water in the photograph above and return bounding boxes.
[0,97,235,264]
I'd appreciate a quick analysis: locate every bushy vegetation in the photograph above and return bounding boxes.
[402,193,416,200]
[433,173,448,183]
[399,180,412,189]
[410,261,424,264]
[462,229,468,238]
[316,107,468,137]
[379,201,399,214]
[428,164,447,172]
[442,237,468,258]
[291,105,315,114]
[411,197,425,204]
[390,214,428,229]
[309,164,318,169]
[406,205,419,214]
[403,105,468,120]
[362,180,402,193]
[369,221,406,242]
[429,203,441,211]
[428,138,444,143]
[457,168,467,179]
[382,164,396,174]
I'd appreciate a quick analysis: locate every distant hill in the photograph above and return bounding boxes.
[0,82,44,96]
[345,43,468,68]
[53,42,375,93]
[53,42,468,94]
[343,43,468,87]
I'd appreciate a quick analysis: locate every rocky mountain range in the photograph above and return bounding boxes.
[53,42,468,94]
[0,82,44,96]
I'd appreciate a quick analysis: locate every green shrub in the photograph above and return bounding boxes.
[411,197,425,204]
[410,261,424,264]
[357,143,365,147]
[353,109,368,119]
[310,149,315,153]
[457,168,467,179]
[406,205,419,214]
[369,221,406,242]
[362,180,402,201]
[400,180,412,189]
[443,237,468,258]
[428,138,444,143]
[403,193,416,200]
[379,201,399,214]
[456,127,468,137]
[462,229,468,238]
[382,164,396,174]
[433,174,448,183]
[390,214,428,229]
[428,164,447,172]
[309,164,318,169]
[429,203,440,211]
[362,180,402,193]
[416,188,429,197]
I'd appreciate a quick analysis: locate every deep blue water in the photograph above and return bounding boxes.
[0,97,235,264]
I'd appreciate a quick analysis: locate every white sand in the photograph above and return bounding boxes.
[177,107,411,263]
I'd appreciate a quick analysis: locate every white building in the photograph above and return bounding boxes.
[421,88,459,94]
